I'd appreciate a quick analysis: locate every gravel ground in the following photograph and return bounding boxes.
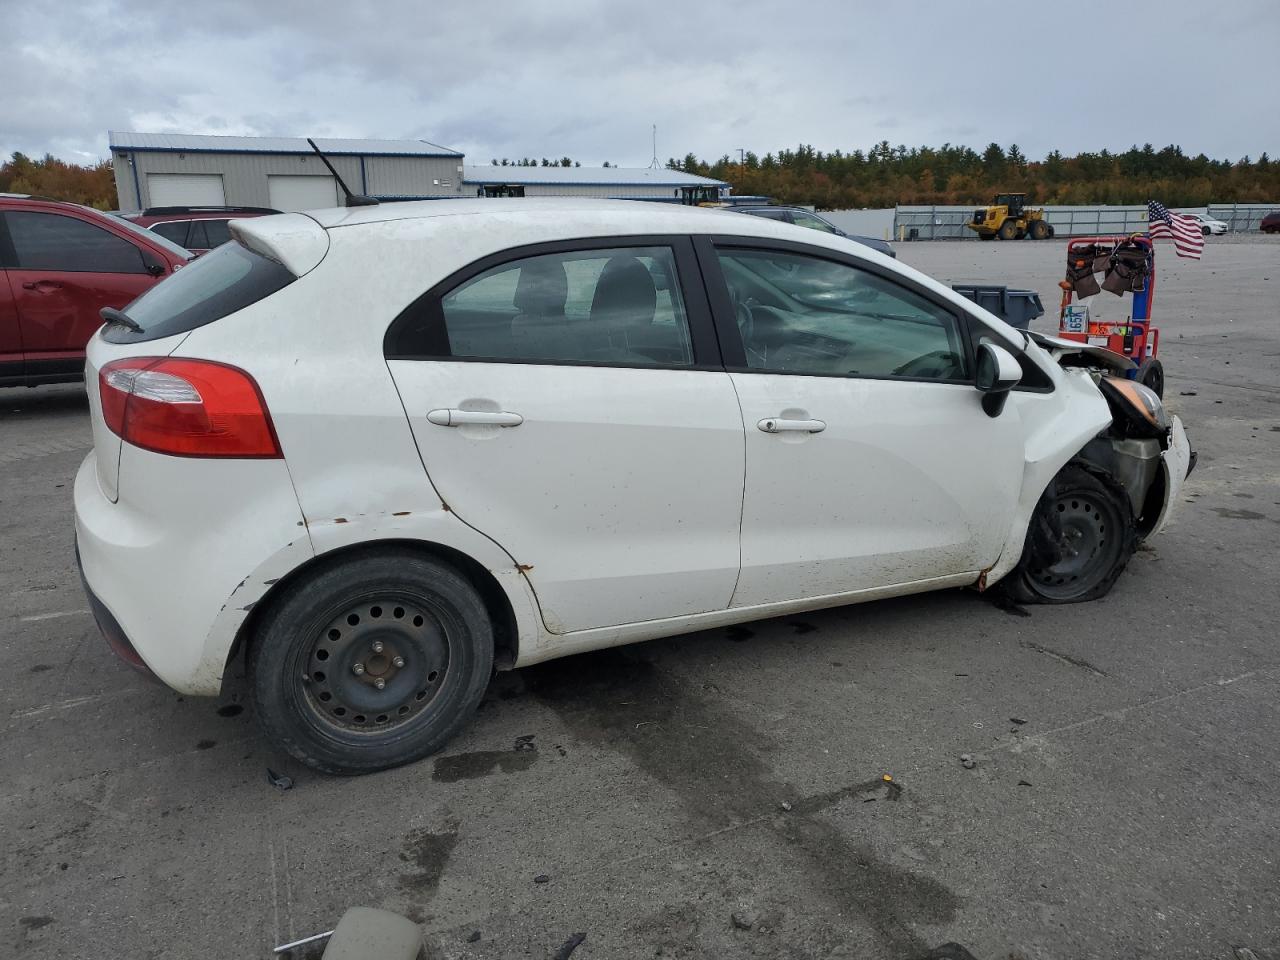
[2,237,1278,960]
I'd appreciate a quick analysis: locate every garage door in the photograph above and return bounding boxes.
[147,174,226,208]
[267,175,339,212]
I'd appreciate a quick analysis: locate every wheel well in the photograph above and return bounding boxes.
[226,539,519,680]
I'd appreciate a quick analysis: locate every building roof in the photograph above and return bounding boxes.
[107,131,463,158]
[461,165,726,187]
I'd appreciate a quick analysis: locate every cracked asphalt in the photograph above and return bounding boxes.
[2,237,1278,959]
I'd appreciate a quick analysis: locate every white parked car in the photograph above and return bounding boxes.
[75,199,1193,774]
[1185,213,1228,235]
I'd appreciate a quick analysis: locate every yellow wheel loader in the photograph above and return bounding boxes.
[967,193,1055,240]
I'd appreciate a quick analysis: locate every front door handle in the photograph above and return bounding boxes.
[21,280,63,291]
[758,417,826,434]
[427,409,524,427]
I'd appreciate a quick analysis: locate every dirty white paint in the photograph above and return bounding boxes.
[72,199,1189,700]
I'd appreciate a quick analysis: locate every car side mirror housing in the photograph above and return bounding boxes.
[974,341,1022,417]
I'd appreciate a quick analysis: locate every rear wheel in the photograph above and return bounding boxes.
[1001,464,1136,604]
[998,220,1019,241]
[249,551,493,774]
[1136,358,1165,398]
[1030,220,1051,240]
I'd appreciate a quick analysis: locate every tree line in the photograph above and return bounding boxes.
[4,142,1276,211]
[667,142,1278,209]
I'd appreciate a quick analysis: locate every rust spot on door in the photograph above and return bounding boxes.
[516,564,534,573]
[392,511,411,517]
[333,517,348,524]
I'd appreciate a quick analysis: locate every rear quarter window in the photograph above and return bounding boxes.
[102,241,295,344]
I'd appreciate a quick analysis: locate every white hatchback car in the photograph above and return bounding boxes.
[75,199,1193,774]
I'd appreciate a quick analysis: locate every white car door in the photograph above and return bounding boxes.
[386,238,745,634]
[699,239,1030,607]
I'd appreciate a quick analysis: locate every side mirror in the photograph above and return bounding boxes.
[140,249,167,277]
[974,341,1021,417]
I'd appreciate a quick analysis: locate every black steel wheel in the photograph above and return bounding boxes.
[1002,463,1136,604]
[1136,358,1165,399]
[249,550,493,774]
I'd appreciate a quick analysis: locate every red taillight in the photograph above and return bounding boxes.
[98,357,281,458]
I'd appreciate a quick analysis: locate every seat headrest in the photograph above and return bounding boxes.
[513,258,568,318]
[590,256,656,327]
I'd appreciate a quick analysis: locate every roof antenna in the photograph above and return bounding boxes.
[649,123,660,169]
[306,138,379,207]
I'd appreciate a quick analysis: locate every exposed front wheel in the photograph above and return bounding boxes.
[998,220,1019,240]
[1002,464,1136,604]
[249,551,493,774]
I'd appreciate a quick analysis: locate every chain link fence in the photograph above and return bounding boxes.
[1207,203,1277,232]
[870,203,1278,240]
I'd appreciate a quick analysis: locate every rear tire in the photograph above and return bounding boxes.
[1001,464,1136,604]
[1136,358,1165,398]
[1030,220,1051,240]
[249,550,493,775]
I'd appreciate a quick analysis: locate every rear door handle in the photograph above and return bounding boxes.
[757,417,826,434]
[21,280,63,291]
[426,409,524,427]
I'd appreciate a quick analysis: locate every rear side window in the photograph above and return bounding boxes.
[389,246,694,367]
[5,211,148,274]
[151,221,190,245]
[202,220,233,248]
[102,241,296,344]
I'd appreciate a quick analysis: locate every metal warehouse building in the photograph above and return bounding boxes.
[108,131,727,211]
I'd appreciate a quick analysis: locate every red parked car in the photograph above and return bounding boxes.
[1261,211,1280,234]
[1,195,192,388]
[124,206,278,255]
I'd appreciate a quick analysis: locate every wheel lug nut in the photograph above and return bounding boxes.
[372,640,384,654]
[374,678,386,690]
[392,656,405,668]
[352,663,365,676]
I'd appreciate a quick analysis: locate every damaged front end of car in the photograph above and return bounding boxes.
[1029,331,1195,541]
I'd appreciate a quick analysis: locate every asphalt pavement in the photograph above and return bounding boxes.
[2,236,1277,959]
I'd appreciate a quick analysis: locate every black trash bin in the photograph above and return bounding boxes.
[952,284,1044,330]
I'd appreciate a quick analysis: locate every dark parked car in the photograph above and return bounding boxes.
[1261,211,1280,234]
[123,206,279,255]
[1,195,192,387]
[729,204,896,258]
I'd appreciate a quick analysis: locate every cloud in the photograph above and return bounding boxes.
[2,0,1276,165]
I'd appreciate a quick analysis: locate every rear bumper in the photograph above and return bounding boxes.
[73,448,314,695]
[76,544,157,679]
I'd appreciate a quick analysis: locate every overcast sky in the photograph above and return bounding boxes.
[2,0,1276,167]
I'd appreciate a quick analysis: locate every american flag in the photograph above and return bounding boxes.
[1147,200,1205,259]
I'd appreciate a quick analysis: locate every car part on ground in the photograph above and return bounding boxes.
[73,198,1193,774]
[0,196,192,388]
[273,906,422,959]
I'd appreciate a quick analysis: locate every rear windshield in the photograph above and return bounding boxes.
[102,241,296,344]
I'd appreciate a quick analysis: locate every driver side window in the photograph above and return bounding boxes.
[716,248,968,381]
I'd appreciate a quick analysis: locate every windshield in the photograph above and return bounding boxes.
[102,240,296,343]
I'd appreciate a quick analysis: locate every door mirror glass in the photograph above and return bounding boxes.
[974,341,1022,416]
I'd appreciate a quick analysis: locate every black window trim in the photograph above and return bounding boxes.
[383,234,724,371]
[0,208,150,275]
[693,234,1054,393]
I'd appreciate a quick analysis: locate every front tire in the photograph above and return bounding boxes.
[1001,464,1136,604]
[249,550,493,775]
[998,220,1018,241]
